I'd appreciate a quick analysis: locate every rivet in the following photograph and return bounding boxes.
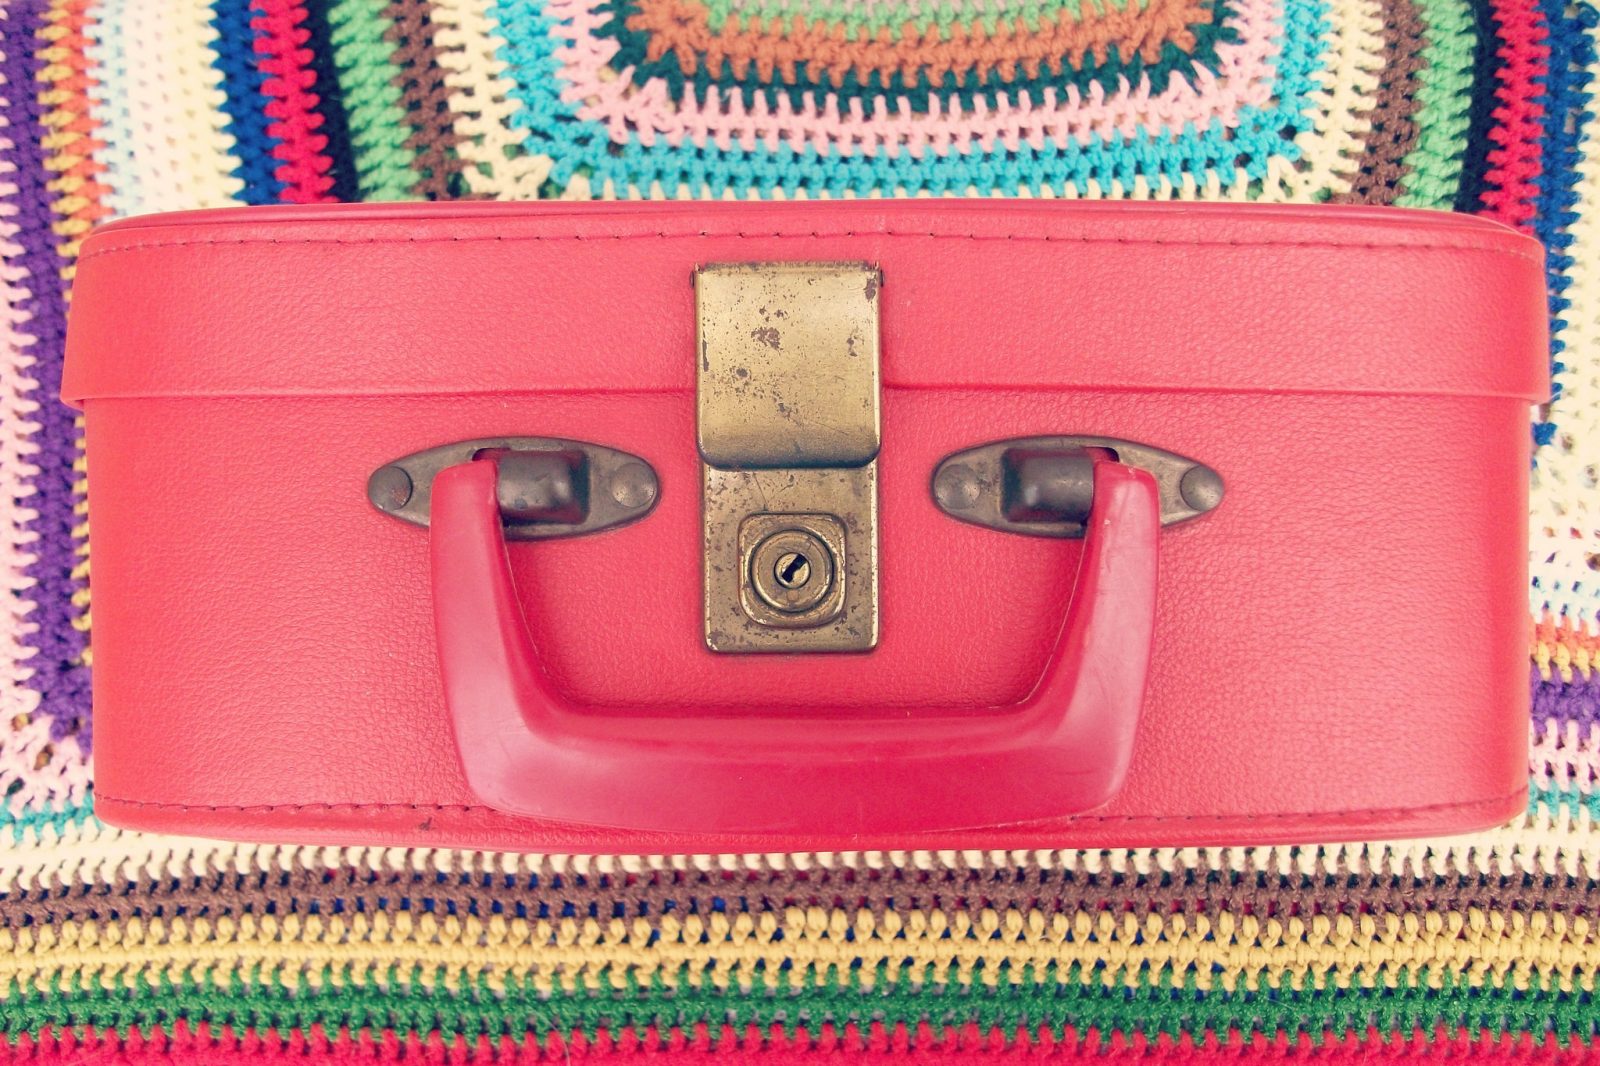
[609,462,659,509]
[934,463,982,511]
[1179,465,1225,512]
[367,466,413,512]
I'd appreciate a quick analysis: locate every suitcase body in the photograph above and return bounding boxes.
[64,200,1547,852]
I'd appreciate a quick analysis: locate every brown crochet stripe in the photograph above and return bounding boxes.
[384,0,469,199]
[1331,0,1426,204]
[5,851,1595,931]
[625,0,1212,88]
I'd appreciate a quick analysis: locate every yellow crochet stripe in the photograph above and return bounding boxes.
[115,0,247,212]
[36,0,104,282]
[37,2,100,644]
[70,418,88,643]
[1535,613,1597,683]
[2,907,1595,999]
[1264,0,1383,200]
[432,0,551,198]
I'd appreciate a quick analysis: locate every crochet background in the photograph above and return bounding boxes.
[0,0,1597,1060]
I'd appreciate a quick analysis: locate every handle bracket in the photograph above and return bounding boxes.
[367,436,659,540]
[933,436,1224,538]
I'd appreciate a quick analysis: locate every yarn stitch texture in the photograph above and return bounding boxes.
[0,0,1599,1060]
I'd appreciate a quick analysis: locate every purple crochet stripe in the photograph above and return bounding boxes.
[1532,664,1600,734]
[0,1,92,750]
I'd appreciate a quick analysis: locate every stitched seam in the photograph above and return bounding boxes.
[94,785,1528,824]
[74,228,1546,267]
[70,383,1548,402]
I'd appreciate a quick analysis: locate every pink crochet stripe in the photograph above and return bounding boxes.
[548,0,1280,156]
[0,179,43,691]
[9,1024,1600,1062]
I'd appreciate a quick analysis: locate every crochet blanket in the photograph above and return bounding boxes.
[1,0,1598,1060]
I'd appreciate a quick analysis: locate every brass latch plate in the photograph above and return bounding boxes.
[697,262,880,653]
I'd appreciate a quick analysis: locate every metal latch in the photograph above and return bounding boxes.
[697,262,880,653]
[365,437,659,537]
[932,436,1224,537]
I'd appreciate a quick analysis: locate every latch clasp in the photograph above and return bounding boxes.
[696,262,881,653]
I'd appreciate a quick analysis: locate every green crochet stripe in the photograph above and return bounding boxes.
[1395,0,1474,207]
[702,0,1153,38]
[327,0,417,200]
[4,966,1595,1039]
[595,0,1241,112]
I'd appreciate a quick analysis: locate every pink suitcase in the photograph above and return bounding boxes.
[62,199,1547,852]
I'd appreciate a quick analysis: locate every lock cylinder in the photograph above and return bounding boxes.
[750,528,835,615]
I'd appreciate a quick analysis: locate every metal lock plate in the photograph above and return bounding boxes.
[697,262,880,653]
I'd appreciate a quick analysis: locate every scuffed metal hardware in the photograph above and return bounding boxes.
[704,466,877,651]
[741,512,847,628]
[697,262,880,653]
[367,437,658,539]
[696,261,880,468]
[933,436,1224,537]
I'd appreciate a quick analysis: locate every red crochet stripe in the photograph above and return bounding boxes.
[3,1024,1600,1062]
[249,0,336,203]
[1477,0,1550,231]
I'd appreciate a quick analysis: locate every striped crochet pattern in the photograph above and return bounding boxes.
[0,0,1598,1060]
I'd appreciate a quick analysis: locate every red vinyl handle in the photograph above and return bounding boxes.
[430,457,1160,836]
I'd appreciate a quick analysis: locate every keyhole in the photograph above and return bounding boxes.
[774,551,811,588]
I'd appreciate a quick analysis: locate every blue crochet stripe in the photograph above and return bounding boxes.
[1530,784,1600,820]
[1530,0,1598,448]
[1,797,94,845]
[491,0,1330,197]
[210,0,285,204]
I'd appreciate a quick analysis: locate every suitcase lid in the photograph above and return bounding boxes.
[63,199,1549,405]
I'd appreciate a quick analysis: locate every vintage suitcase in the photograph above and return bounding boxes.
[62,200,1547,853]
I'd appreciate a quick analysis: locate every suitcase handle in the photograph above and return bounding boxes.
[429,456,1159,836]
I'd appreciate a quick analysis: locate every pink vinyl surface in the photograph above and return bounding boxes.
[63,200,1546,851]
